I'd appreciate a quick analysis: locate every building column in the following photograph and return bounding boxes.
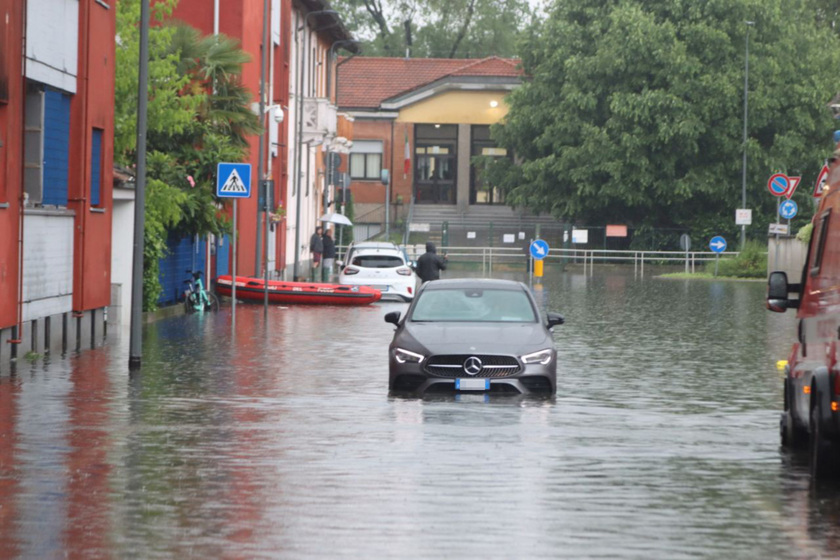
[457,124,471,213]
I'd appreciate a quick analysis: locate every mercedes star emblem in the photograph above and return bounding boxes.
[463,356,483,376]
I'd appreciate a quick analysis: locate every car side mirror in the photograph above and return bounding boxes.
[767,271,800,313]
[385,311,401,325]
[337,260,344,269]
[547,312,565,329]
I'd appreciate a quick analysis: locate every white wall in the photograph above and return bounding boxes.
[111,189,135,326]
[25,0,79,93]
[22,210,74,321]
[285,10,325,278]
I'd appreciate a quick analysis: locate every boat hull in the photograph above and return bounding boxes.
[215,275,381,306]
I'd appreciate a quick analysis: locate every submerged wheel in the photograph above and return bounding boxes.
[781,379,807,448]
[810,398,835,479]
[205,292,220,312]
[184,293,195,314]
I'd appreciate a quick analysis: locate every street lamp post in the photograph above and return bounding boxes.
[129,0,150,369]
[741,21,754,249]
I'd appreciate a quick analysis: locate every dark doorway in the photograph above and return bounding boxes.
[414,124,457,204]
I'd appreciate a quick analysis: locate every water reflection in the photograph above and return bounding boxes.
[4,268,840,558]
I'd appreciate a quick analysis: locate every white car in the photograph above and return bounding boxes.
[338,246,417,302]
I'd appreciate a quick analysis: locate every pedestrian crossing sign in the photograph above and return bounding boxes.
[216,162,252,198]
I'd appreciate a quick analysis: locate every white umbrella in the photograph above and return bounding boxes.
[319,212,353,226]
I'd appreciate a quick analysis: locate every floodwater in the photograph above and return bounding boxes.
[1,267,837,559]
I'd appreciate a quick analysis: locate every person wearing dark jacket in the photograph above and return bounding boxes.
[321,228,336,281]
[415,242,447,283]
[309,226,323,280]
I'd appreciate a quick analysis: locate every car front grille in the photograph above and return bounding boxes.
[425,354,521,378]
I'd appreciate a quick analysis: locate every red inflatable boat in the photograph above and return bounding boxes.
[215,275,382,306]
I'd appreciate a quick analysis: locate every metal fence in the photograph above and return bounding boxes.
[339,244,741,277]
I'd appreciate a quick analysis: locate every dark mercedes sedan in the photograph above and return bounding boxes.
[385,278,564,395]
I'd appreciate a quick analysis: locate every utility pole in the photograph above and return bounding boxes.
[741,21,754,249]
[259,0,270,310]
[129,0,150,370]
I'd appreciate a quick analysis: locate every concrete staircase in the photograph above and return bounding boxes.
[407,204,567,248]
[410,204,562,230]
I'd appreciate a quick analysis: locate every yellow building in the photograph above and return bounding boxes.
[337,57,521,219]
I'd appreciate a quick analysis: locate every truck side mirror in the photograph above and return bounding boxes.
[767,271,795,313]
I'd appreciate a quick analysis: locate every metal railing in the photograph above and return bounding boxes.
[336,244,742,276]
[399,245,741,277]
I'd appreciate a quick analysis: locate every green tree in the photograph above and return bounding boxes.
[330,0,531,57]
[487,0,840,241]
[115,0,258,309]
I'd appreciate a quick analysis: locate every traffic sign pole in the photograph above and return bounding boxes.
[232,199,237,326]
[217,162,252,326]
[709,236,727,276]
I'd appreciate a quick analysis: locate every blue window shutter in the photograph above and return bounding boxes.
[42,89,70,206]
[91,129,102,206]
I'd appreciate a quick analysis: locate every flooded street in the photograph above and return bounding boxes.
[1,268,835,558]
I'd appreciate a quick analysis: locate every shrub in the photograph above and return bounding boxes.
[705,240,767,278]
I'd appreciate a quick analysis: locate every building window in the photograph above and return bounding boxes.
[24,83,70,207]
[350,140,383,180]
[91,128,103,206]
[470,125,508,205]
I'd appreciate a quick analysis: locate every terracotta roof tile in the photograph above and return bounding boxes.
[338,56,521,109]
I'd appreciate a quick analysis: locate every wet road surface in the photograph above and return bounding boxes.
[1,268,836,558]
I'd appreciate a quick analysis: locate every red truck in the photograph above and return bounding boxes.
[768,161,840,478]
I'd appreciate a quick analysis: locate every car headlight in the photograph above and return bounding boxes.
[521,349,553,365]
[394,348,425,364]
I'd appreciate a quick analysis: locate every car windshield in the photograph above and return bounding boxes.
[410,288,536,323]
[352,255,404,269]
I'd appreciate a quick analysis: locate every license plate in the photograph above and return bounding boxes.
[455,378,490,391]
[456,393,490,403]
[366,285,388,292]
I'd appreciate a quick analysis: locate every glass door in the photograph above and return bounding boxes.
[414,125,458,204]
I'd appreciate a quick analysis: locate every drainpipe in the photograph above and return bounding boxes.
[214,0,219,35]
[326,40,361,102]
[11,2,29,352]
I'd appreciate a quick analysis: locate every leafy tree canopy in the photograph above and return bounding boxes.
[115,0,259,309]
[488,0,840,239]
[330,0,534,58]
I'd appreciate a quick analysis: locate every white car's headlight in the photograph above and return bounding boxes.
[521,349,553,365]
[394,348,425,364]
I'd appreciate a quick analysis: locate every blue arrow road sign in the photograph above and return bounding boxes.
[709,236,727,253]
[217,162,252,198]
[530,239,550,260]
[779,199,798,220]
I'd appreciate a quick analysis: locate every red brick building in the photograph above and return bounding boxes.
[0,0,116,366]
[173,0,356,279]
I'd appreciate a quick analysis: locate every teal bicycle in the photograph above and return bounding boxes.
[183,270,220,313]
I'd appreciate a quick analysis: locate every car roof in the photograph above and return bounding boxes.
[421,278,527,291]
[349,242,398,250]
[352,247,405,257]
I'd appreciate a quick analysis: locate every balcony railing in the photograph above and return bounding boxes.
[302,97,336,144]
